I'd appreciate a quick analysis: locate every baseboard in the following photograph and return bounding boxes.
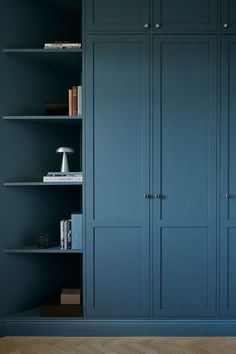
[4,319,236,336]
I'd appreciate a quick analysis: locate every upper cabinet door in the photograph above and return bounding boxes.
[221,0,236,33]
[153,0,217,33]
[85,0,150,31]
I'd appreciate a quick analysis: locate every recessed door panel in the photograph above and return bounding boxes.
[91,227,149,316]
[160,42,210,220]
[153,35,217,317]
[153,0,217,32]
[86,0,149,31]
[160,228,209,314]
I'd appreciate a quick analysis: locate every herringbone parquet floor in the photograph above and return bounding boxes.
[1,336,236,354]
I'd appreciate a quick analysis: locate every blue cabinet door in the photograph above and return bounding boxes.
[221,0,236,33]
[85,35,150,317]
[153,0,217,33]
[220,36,236,316]
[85,0,150,32]
[152,35,217,317]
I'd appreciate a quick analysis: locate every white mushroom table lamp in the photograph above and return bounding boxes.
[56,147,74,173]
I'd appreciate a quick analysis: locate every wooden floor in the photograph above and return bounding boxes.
[1,336,236,354]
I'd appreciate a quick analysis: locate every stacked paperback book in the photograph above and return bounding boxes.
[43,172,83,183]
[68,85,82,116]
[44,41,81,49]
[60,213,83,250]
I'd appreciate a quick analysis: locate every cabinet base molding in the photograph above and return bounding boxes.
[3,319,236,337]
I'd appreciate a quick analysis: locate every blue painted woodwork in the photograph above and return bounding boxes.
[85,35,150,317]
[220,36,236,316]
[153,0,217,33]
[85,0,217,32]
[4,318,236,336]
[85,0,150,32]
[152,36,217,316]
[221,0,236,33]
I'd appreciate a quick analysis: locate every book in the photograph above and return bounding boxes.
[44,42,81,49]
[43,175,83,182]
[67,220,72,249]
[78,86,82,116]
[68,89,73,116]
[64,220,68,250]
[61,289,81,305]
[60,220,65,249]
[60,219,72,250]
[72,86,78,116]
[47,172,83,176]
[71,213,83,250]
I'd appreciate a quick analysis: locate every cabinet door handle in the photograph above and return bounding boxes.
[144,194,152,199]
[222,193,230,199]
[144,23,150,29]
[154,194,162,199]
[223,23,229,28]
[155,23,161,29]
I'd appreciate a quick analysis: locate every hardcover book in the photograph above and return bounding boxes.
[71,213,83,250]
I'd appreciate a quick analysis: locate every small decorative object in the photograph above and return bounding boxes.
[56,147,74,173]
[38,234,51,248]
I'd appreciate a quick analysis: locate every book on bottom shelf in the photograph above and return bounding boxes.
[61,289,81,305]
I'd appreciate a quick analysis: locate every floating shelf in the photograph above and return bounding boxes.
[4,182,82,186]
[2,48,82,53]
[4,246,82,254]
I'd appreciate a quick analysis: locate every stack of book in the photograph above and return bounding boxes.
[60,213,83,250]
[68,85,82,116]
[44,41,81,49]
[60,219,71,250]
[43,172,83,183]
[61,289,81,305]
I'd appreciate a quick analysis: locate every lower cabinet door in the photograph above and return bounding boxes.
[152,35,217,317]
[220,36,236,316]
[85,35,150,317]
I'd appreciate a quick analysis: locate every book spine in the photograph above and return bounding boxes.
[44,43,64,49]
[71,213,83,250]
[78,86,82,116]
[67,220,72,250]
[44,43,81,49]
[64,220,68,250]
[68,89,73,116]
[60,220,65,249]
[72,86,78,116]
[43,176,83,182]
